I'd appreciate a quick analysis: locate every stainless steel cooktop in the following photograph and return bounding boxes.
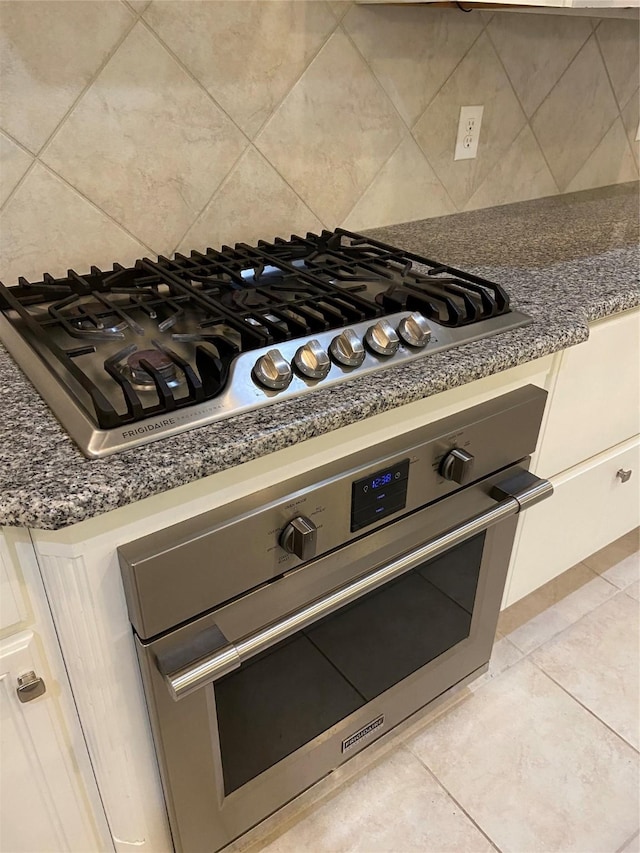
[0,228,532,457]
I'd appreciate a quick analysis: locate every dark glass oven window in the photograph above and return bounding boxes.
[215,533,484,794]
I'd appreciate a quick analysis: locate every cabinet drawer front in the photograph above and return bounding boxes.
[505,437,639,606]
[537,308,640,476]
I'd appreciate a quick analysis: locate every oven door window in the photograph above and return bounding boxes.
[215,532,485,794]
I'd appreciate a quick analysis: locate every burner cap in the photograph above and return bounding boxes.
[67,300,127,333]
[127,349,177,386]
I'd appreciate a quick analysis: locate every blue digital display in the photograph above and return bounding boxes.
[371,472,393,489]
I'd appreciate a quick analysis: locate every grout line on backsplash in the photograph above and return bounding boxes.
[139,11,335,243]
[37,13,139,164]
[35,160,158,259]
[593,24,627,116]
[249,15,341,143]
[593,20,639,178]
[483,26,561,197]
[168,143,251,255]
[405,744,505,853]
[408,22,487,134]
[525,32,617,191]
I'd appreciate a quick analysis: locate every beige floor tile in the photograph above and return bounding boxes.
[246,747,495,853]
[583,529,640,589]
[499,564,617,654]
[625,580,640,602]
[533,593,640,749]
[407,659,640,853]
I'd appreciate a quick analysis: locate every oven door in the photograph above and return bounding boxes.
[136,463,551,853]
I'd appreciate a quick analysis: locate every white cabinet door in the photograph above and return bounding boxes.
[536,308,640,477]
[505,435,640,606]
[0,630,110,853]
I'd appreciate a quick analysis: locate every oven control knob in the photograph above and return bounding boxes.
[365,320,400,356]
[440,448,475,485]
[294,340,331,380]
[330,329,366,367]
[280,516,318,561]
[397,312,431,348]
[253,349,292,390]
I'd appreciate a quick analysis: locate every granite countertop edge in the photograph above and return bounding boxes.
[1,184,638,531]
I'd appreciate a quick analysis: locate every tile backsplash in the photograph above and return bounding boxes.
[1,0,638,282]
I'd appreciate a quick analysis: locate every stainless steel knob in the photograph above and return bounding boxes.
[365,320,400,356]
[330,329,365,367]
[16,671,46,703]
[252,349,292,390]
[440,448,475,484]
[280,515,318,561]
[294,339,331,380]
[616,468,632,483]
[397,312,431,348]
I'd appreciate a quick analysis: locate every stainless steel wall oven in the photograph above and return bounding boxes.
[119,385,552,853]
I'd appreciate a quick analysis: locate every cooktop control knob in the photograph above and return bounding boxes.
[280,515,317,561]
[397,312,431,348]
[294,340,331,380]
[330,329,366,367]
[440,448,475,485]
[365,320,400,357]
[253,349,292,390]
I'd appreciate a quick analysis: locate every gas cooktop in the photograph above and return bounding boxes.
[0,229,532,457]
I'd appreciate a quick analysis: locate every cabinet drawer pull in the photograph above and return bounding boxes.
[616,468,632,483]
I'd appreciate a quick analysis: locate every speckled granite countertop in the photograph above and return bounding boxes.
[1,183,638,530]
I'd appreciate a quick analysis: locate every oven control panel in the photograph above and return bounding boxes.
[351,458,410,532]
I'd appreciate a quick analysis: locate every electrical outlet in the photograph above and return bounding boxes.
[454,106,484,161]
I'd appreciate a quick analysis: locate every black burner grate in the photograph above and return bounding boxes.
[0,229,510,430]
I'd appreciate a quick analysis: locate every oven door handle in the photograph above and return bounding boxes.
[161,469,552,701]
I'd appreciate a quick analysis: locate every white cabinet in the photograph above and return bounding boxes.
[505,307,640,606]
[0,529,112,853]
[507,436,639,603]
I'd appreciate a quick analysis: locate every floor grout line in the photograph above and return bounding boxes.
[404,743,505,853]
[531,655,640,755]
[616,829,640,853]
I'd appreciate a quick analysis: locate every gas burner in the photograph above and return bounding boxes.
[126,348,179,389]
[66,300,128,334]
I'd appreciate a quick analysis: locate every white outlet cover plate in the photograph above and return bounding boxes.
[454,105,484,161]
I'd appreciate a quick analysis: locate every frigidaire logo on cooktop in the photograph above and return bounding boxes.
[0,228,532,457]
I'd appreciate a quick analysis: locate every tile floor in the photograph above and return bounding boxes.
[226,528,640,853]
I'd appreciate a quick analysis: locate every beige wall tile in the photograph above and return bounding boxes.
[42,23,247,253]
[567,118,638,193]
[465,124,557,211]
[0,132,33,208]
[531,35,619,190]
[0,164,147,283]
[488,14,591,118]
[255,748,496,853]
[178,147,324,253]
[622,90,640,169]
[343,5,482,126]
[342,135,455,231]
[0,0,133,153]
[533,593,639,749]
[413,33,526,209]
[596,18,640,111]
[256,30,404,226]
[407,659,640,853]
[144,1,336,138]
